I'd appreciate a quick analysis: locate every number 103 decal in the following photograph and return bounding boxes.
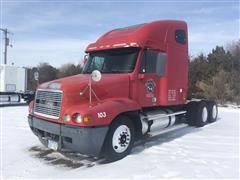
[97,112,107,118]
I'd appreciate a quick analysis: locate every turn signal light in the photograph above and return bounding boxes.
[83,116,93,124]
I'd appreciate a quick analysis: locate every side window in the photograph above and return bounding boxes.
[140,50,157,73]
[88,56,105,71]
[140,49,166,76]
[175,29,186,44]
[156,53,166,76]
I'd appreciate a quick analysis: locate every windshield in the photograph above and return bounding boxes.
[82,48,139,74]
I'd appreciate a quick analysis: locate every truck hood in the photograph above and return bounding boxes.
[39,74,130,106]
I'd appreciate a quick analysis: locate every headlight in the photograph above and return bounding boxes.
[75,113,82,123]
[63,114,71,122]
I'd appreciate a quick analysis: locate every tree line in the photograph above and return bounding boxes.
[189,40,240,105]
[27,63,83,91]
[27,40,240,105]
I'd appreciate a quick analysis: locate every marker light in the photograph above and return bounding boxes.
[63,114,71,122]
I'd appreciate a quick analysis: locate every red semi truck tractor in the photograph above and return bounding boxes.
[28,20,218,161]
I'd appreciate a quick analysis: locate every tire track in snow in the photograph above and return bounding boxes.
[28,146,104,169]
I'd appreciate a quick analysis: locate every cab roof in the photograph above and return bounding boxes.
[86,20,187,52]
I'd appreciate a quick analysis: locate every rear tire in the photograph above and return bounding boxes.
[207,101,218,123]
[195,101,208,127]
[187,101,208,127]
[186,101,198,126]
[103,116,135,162]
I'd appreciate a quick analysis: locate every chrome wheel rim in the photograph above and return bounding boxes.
[202,106,208,123]
[112,125,131,153]
[212,105,217,119]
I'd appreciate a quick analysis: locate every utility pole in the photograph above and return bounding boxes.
[0,28,10,64]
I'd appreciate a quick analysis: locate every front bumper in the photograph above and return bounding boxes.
[28,116,109,157]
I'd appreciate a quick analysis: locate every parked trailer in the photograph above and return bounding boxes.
[0,64,27,103]
[28,20,218,161]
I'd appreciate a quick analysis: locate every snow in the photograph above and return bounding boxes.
[0,106,239,179]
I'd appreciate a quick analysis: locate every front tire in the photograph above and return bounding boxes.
[103,116,135,162]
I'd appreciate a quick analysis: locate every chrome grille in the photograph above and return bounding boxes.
[34,89,63,119]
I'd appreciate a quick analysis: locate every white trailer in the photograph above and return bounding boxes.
[0,64,27,102]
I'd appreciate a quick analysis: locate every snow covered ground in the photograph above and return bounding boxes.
[0,106,239,179]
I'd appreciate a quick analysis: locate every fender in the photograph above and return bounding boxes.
[64,98,140,127]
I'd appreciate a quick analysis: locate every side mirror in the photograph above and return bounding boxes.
[83,54,89,65]
[91,70,102,82]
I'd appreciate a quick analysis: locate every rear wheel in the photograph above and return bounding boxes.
[207,101,218,123]
[103,116,135,162]
[187,101,209,127]
[186,101,198,126]
[196,101,208,127]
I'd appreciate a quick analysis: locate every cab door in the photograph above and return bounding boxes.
[138,49,166,107]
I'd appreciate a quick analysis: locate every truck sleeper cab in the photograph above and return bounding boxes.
[28,20,218,161]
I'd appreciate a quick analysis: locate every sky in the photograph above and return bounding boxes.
[0,0,239,67]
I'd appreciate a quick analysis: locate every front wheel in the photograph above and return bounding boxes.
[103,116,135,162]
